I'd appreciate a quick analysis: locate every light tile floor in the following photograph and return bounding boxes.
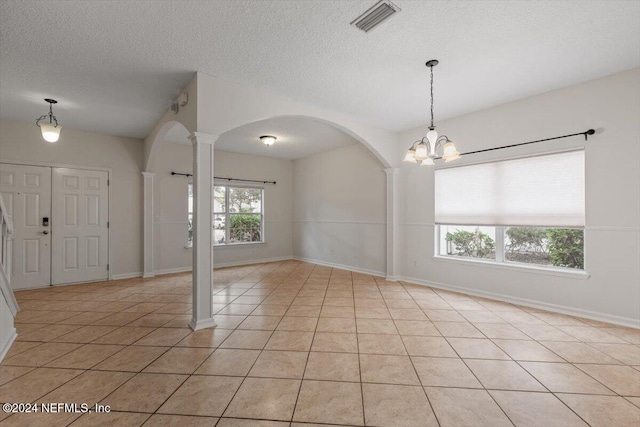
[1,260,639,426]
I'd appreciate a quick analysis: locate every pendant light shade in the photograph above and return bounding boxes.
[36,99,61,143]
[403,148,417,163]
[414,142,428,161]
[40,122,62,143]
[403,60,460,165]
[442,141,461,162]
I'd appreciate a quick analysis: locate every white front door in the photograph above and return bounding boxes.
[0,164,52,289]
[51,168,109,285]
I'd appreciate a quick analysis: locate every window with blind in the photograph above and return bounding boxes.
[434,150,585,270]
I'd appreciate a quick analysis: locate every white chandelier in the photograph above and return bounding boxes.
[404,60,460,165]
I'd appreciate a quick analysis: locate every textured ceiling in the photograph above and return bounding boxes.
[1,0,639,140]
[183,117,357,160]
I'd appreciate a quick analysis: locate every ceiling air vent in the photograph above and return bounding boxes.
[351,1,400,33]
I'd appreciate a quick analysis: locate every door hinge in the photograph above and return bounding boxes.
[107,179,110,186]
[107,221,109,228]
[107,264,109,270]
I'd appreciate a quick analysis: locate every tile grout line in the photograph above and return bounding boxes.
[215,262,312,423]
[426,284,599,427]
[289,264,332,424]
[403,281,520,427]
[419,283,598,425]
[74,264,267,425]
[469,298,624,424]
[394,280,443,427]
[462,295,594,426]
[352,271,367,427]
[5,261,639,427]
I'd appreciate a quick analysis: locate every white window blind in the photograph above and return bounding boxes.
[435,150,585,227]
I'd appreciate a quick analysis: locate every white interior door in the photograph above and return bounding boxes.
[0,163,52,289]
[52,168,109,285]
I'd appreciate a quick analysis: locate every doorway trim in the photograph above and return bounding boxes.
[0,160,113,282]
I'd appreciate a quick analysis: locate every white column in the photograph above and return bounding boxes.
[385,168,400,281]
[142,172,155,278]
[189,132,218,331]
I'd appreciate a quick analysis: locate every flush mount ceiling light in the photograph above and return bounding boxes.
[404,60,460,166]
[36,98,62,143]
[260,135,277,146]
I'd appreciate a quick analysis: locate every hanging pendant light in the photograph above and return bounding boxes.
[36,99,62,143]
[403,60,460,165]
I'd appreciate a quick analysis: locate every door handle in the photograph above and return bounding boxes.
[37,230,49,235]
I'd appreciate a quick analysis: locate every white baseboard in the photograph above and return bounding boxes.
[0,328,17,363]
[189,317,217,331]
[111,272,143,280]
[293,256,385,278]
[104,257,296,281]
[399,275,640,329]
[112,268,190,280]
[153,267,192,276]
[214,256,294,269]
[13,278,109,290]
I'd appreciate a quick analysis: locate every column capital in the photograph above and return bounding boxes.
[189,132,219,145]
[141,171,156,178]
[384,167,400,175]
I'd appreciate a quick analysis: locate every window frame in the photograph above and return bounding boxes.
[433,149,588,279]
[434,224,589,279]
[187,182,265,248]
[215,184,265,246]
[187,181,194,248]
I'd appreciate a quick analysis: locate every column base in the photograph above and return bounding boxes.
[189,317,217,331]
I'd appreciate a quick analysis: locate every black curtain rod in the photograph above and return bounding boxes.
[171,172,276,185]
[434,129,595,160]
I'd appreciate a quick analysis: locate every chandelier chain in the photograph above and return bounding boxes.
[429,65,434,128]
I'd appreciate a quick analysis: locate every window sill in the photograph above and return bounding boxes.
[185,242,267,250]
[216,242,267,248]
[432,255,590,280]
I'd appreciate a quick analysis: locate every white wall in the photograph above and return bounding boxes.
[293,144,386,275]
[152,144,293,272]
[398,68,640,327]
[0,119,143,278]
